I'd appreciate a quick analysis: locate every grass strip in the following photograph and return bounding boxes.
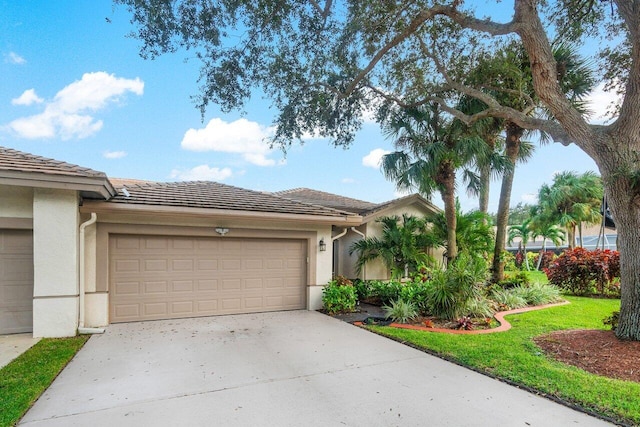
[370,297,638,425]
[0,335,89,427]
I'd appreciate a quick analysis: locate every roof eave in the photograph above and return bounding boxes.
[0,171,117,200]
[361,194,441,222]
[80,200,363,226]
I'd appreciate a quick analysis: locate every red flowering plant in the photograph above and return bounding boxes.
[544,248,620,297]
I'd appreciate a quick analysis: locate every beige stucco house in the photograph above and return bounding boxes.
[0,147,441,338]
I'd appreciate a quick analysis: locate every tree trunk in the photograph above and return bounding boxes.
[439,165,457,267]
[491,123,523,282]
[478,134,497,214]
[536,239,546,270]
[478,162,490,214]
[566,225,576,249]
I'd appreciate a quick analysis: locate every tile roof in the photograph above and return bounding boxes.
[275,188,378,214]
[108,181,358,218]
[0,146,107,178]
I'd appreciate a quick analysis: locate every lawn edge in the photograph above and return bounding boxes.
[5,335,91,427]
[363,325,630,427]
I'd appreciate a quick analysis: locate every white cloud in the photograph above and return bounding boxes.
[4,72,144,140]
[341,178,355,184]
[5,51,26,64]
[12,89,43,106]
[394,188,412,198]
[181,118,278,166]
[587,82,620,124]
[170,165,233,181]
[521,193,538,203]
[362,148,391,168]
[103,150,127,159]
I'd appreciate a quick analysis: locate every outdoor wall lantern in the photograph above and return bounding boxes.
[319,238,327,252]
[215,227,230,236]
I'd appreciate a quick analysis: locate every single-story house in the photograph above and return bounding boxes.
[0,147,441,338]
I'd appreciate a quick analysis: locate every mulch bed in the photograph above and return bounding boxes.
[534,329,640,383]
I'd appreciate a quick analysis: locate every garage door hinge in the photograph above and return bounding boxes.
[306,256,309,264]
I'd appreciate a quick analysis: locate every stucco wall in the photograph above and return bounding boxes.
[0,185,33,218]
[32,188,79,337]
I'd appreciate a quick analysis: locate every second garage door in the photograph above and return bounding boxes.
[109,235,307,323]
[0,229,34,334]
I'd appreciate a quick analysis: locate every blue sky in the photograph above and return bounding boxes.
[1,1,611,212]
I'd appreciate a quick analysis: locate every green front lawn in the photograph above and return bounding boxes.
[0,336,89,427]
[370,297,637,425]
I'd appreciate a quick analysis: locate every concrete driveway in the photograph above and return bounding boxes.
[21,311,612,426]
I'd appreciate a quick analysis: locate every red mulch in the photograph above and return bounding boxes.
[534,329,640,383]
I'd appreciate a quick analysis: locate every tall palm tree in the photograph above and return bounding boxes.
[507,219,534,271]
[471,41,596,282]
[349,214,435,279]
[534,171,603,248]
[381,104,491,265]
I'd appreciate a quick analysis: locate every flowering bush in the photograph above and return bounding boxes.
[544,248,620,296]
[533,251,556,270]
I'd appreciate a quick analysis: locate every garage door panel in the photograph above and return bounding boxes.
[110,235,306,323]
[0,229,34,334]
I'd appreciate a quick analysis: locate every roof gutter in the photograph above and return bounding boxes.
[78,213,104,335]
[80,201,363,226]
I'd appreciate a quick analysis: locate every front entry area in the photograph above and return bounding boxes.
[109,234,307,323]
[0,229,33,334]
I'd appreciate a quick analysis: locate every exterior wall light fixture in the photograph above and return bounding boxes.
[319,238,327,252]
[215,227,230,236]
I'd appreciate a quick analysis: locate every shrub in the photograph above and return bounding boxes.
[514,251,525,270]
[383,299,418,323]
[464,296,495,318]
[502,251,517,271]
[533,251,556,270]
[369,280,403,305]
[489,288,528,311]
[498,271,530,289]
[322,280,357,314]
[426,254,486,320]
[455,316,474,330]
[512,282,562,306]
[398,280,431,313]
[353,279,371,300]
[545,248,620,296]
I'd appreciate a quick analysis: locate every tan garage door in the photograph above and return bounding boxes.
[0,229,34,334]
[109,235,307,323]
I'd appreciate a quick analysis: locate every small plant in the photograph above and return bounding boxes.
[490,288,528,310]
[422,319,434,328]
[382,299,418,324]
[426,254,486,320]
[322,280,357,314]
[512,282,562,306]
[603,311,619,331]
[455,316,474,330]
[464,296,495,318]
[334,275,353,287]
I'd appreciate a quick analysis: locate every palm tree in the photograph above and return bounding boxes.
[349,214,435,279]
[427,202,495,263]
[471,41,596,282]
[530,222,565,270]
[381,104,491,265]
[534,171,603,248]
[507,219,534,271]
